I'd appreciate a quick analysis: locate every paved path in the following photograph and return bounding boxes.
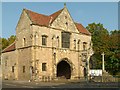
[2,80,119,89]
[2,80,66,88]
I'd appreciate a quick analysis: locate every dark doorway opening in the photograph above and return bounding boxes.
[57,60,71,79]
[84,67,87,78]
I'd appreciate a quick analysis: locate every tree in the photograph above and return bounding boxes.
[2,38,9,50]
[2,35,16,50]
[86,23,109,69]
[86,23,120,75]
[8,35,16,45]
[106,30,120,75]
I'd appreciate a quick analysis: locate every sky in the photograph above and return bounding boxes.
[2,2,119,38]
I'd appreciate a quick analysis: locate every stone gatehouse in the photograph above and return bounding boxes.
[2,4,93,81]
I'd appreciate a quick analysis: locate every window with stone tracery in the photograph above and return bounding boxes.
[62,32,70,48]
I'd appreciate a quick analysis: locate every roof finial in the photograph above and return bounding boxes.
[64,3,66,7]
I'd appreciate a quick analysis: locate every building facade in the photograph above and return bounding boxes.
[2,5,93,81]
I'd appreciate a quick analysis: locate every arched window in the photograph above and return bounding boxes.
[23,38,26,47]
[74,39,76,49]
[77,39,80,50]
[83,42,87,50]
[57,36,59,48]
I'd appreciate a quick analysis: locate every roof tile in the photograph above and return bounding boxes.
[75,23,91,35]
[25,8,91,35]
[25,9,51,26]
[2,42,15,53]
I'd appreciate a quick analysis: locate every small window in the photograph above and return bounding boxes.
[77,40,80,50]
[83,42,87,50]
[5,60,7,66]
[23,66,25,73]
[65,16,67,19]
[42,63,46,71]
[74,39,76,49]
[57,36,59,47]
[23,38,26,46]
[42,35,47,46]
[65,22,68,26]
[12,66,14,73]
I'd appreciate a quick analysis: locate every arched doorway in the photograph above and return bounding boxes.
[57,60,71,79]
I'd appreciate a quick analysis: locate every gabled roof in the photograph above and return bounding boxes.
[24,8,91,35]
[2,42,16,53]
[25,9,51,26]
[75,23,91,35]
[49,9,64,24]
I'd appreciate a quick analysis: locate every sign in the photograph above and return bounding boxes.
[89,69,102,76]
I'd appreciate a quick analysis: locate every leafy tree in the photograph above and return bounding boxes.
[106,30,120,75]
[87,23,109,69]
[2,38,9,50]
[8,35,16,45]
[2,35,16,50]
[87,23,120,75]
[0,37,2,54]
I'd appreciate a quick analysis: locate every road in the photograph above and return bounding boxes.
[2,80,119,89]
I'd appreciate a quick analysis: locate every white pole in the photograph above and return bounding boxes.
[102,52,105,71]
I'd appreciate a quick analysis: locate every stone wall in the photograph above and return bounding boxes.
[2,7,93,81]
[2,51,17,80]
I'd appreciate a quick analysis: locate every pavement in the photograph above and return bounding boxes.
[1,79,120,89]
[2,80,67,88]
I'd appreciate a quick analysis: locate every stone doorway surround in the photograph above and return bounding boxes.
[56,58,73,79]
